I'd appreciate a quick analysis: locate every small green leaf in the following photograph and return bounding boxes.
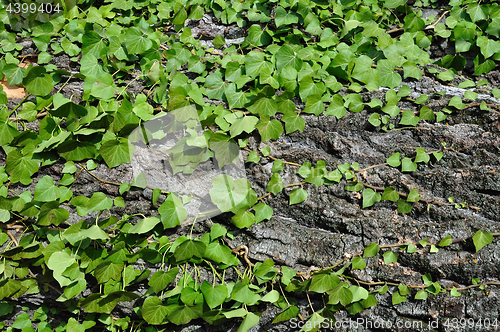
[407,189,420,203]
[438,235,453,247]
[23,66,54,96]
[267,173,284,195]
[253,203,273,223]
[450,287,461,297]
[126,216,161,234]
[392,291,407,305]
[401,158,417,172]
[415,289,428,300]
[231,210,255,229]
[200,281,228,309]
[472,230,493,252]
[363,243,380,258]
[289,188,307,205]
[397,199,412,213]
[213,35,225,49]
[351,257,366,270]
[386,152,401,167]
[383,251,398,264]
[174,240,206,262]
[381,187,399,202]
[362,188,381,208]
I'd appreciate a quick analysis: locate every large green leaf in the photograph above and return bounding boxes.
[159,194,188,228]
[174,239,206,262]
[34,175,60,202]
[58,140,97,161]
[274,7,299,28]
[141,296,169,325]
[255,115,283,142]
[276,44,303,72]
[23,66,53,96]
[200,281,228,309]
[309,272,340,293]
[124,27,153,54]
[99,138,134,168]
[148,268,179,293]
[5,151,40,185]
[209,175,256,213]
[126,216,161,234]
[377,60,401,88]
[82,31,108,58]
[0,122,20,145]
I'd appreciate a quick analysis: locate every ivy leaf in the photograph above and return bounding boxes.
[229,115,259,137]
[247,97,278,117]
[174,239,206,262]
[476,36,500,59]
[99,138,134,168]
[148,268,179,293]
[87,192,113,212]
[209,175,256,213]
[472,230,493,252]
[245,51,268,78]
[397,199,412,213]
[253,203,273,223]
[6,151,40,185]
[266,173,283,195]
[282,111,305,134]
[255,115,283,142]
[272,306,299,323]
[363,243,380,258]
[352,257,366,270]
[37,201,70,226]
[209,133,240,168]
[399,110,420,126]
[0,122,20,145]
[237,312,260,332]
[467,3,486,23]
[401,158,417,172]
[50,101,87,120]
[34,175,60,202]
[407,189,420,203]
[82,31,107,58]
[244,25,271,47]
[289,188,307,205]
[309,272,340,293]
[302,94,325,116]
[392,291,407,305]
[383,251,398,264]
[415,289,428,300]
[231,210,255,229]
[94,261,124,284]
[226,84,250,109]
[141,296,168,325]
[381,187,399,202]
[124,27,153,54]
[159,194,188,228]
[404,13,425,32]
[325,94,346,119]
[454,21,476,53]
[200,281,228,309]
[274,6,299,28]
[276,44,303,72]
[126,216,161,234]
[23,66,53,96]
[58,140,97,162]
[414,147,430,163]
[377,60,401,88]
[362,188,381,208]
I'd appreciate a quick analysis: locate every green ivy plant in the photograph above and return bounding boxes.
[0,0,499,330]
